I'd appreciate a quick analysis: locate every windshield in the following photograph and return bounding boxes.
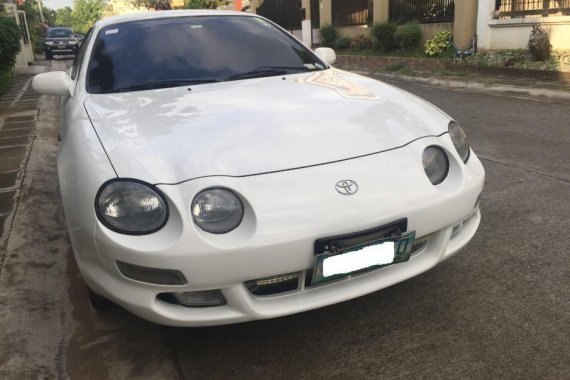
[86,16,326,94]
[47,29,74,38]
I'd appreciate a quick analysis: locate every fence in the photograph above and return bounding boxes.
[331,0,373,27]
[495,0,570,18]
[389,0,455,23]
[257,0,303,30]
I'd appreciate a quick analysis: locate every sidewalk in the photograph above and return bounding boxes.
[335,55,570,100]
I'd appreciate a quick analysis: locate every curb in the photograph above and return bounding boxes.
[371,72,570,101]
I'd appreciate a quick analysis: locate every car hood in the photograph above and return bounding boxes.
[84,69,450,184]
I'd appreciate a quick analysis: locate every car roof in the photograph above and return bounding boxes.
[96,10,253,28]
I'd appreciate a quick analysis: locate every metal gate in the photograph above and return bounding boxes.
[257,0,303,31]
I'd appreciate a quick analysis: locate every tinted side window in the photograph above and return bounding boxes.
[71,29,93,80]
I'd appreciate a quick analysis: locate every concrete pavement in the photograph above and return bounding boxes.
[0,61,568,379]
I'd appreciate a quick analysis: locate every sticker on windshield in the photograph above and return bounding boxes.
[105,29,119,35]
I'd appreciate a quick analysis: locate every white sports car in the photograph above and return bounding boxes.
[33,11,484,326]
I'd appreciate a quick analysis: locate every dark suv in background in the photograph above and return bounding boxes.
[44,27,80,60]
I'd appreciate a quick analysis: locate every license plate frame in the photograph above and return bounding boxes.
[311,231,416,286]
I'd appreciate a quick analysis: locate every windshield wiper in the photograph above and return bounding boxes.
[102,78,221,94]
[226,66,312,81]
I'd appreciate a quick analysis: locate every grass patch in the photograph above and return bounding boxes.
[384,63,406,72]
[436,70,468,77]
[382,63,416,76]
[0,70,15,97]
[336,48,435,59]
[464,49,570,72]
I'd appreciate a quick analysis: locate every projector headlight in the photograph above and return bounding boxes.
[449,121,470,163]
[191,188,244,234]
[422,146,449,185]
[96,179,168,235]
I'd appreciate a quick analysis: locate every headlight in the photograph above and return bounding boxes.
[45,41,54,45]
[69,40,78,45]
[422,146,449,185]
[191,188,244,234]
[96,179,168,234]
[449,121,470,162]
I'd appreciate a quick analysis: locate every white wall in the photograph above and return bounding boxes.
[477,0,570,50]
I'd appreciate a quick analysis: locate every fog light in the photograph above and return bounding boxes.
[161,290,226,307]
[116,261,187,285]
[245,273,299,296]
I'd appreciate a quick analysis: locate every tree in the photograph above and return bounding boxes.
[131,0,228,10]
[185,0,229,9]
[131,0,172,11]
[55,7,74,27]
[72,0,104,33]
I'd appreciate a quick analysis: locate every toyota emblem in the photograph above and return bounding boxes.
[335,180,358,195]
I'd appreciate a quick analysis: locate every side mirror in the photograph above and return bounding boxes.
[314,47,336,66]
[32,71,72,96]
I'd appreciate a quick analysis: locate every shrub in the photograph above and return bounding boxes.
[320,24,339,48]
[350,35,373,50]
[528,24,551,61]
[370,22,397,52]
[0,17,22,72]
[395,22,422,50]
[334,36,351,50]
[425,31,453,56]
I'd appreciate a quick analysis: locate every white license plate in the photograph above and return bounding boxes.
[311,231,415,286]
[322,241,395,277]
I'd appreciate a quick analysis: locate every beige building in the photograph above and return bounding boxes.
[477,0,570,50]
[250,0,478,49]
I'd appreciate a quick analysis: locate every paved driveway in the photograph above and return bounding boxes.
[0,62,568,379]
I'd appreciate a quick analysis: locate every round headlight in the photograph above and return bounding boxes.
[96,179,168,234]
[191,189,244,234]
[449,121,470,162]
[422,146,449,185]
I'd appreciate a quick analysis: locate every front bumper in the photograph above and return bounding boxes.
[45,45,77,54]
[75,135,485,326]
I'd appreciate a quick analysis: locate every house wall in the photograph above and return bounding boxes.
[421,23,454,45]
[252,0,476,49]
[477,0,570,50]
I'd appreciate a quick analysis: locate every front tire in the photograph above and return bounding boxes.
[88,287,116,310]
[45,51,52,60]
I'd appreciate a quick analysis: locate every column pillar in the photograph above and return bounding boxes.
[454,0,478,48]
[319,0,332,27]
[373,0,389,23]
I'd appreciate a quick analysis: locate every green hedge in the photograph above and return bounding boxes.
[395,22,422,50]
[320,24,339,48]
[0,17,22,72]
[370,22,397,52]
